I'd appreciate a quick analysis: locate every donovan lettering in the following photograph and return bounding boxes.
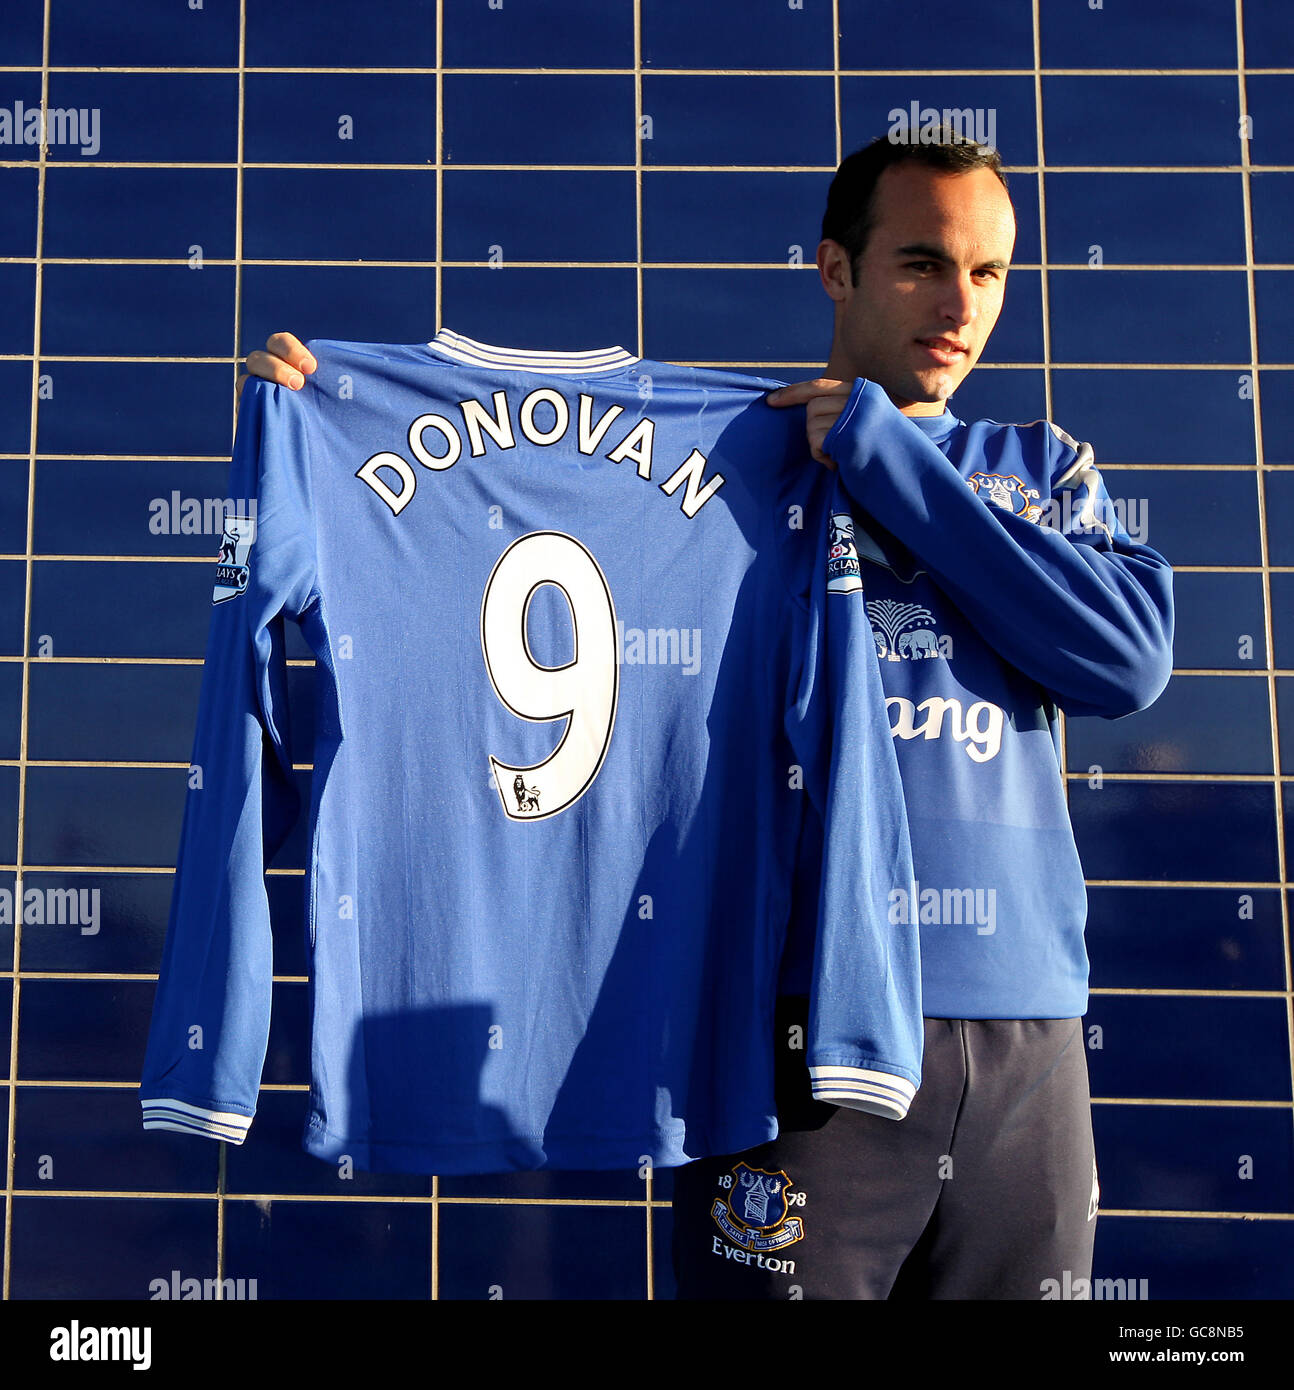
[355,391,726,519]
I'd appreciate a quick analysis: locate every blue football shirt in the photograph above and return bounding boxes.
[139,330,920,1173]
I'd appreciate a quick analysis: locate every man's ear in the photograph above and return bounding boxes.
[817,239,853,303]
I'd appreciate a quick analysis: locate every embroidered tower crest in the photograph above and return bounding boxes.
[710,1162,805,1253]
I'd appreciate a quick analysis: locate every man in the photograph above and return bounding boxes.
[236,132,1173,1299]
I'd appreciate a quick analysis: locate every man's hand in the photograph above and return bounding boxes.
[234,331,317,408]
[766,378,856,467]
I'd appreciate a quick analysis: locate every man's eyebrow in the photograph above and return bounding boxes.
[894,242,1010,270]
[895,242,949,261]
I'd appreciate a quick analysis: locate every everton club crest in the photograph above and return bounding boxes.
[966,471,1042,523]
[710,1162,804,1253]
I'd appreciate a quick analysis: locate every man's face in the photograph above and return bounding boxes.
[819,163,1017,415]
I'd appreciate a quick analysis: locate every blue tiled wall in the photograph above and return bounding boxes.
[1,0,1290,1301]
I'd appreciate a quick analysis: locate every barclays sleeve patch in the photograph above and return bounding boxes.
[213,515,256,603]
[826,511,862,595]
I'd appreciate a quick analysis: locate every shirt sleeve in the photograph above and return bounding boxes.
[784,482,923,1120]
[139,380,318,1143]
[824,379,1175,718]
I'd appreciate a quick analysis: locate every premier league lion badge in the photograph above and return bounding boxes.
[826,511,863,595]
[710,1162,804,1253]
[212,515,256,604]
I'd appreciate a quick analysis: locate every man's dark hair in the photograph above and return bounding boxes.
[821,129,1010,282]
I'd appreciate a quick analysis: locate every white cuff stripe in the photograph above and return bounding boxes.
[809,1066,917,1120]
[142,1099,251,1144]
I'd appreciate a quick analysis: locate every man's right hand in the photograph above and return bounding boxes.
[766,378,855,467]
[235,331,316,409]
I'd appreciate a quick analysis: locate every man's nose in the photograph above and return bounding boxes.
[938,274,977,327]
